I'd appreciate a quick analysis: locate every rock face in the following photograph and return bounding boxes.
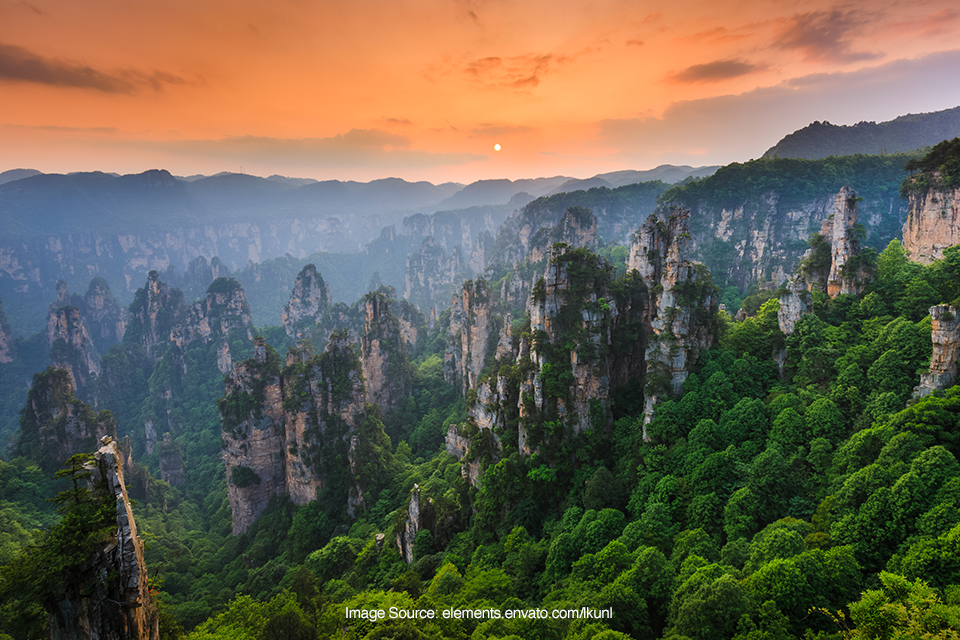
[0,300,13,363]
[778,279,813,335]
[359,291,411,414]
[175,277,255,373]
[46,437,159,640]
[15,367,117,471]
[806,187,867,297]
[902,180,960,265]
[47,303,101,393]
[221,335,393,534]
[404,236,465,313]
[444,280,497,393]
[157,432,185,486]
[282,263,331,340]
[527,207,599,263]
[127,271,188,359]
[630,209,719,429]
[914,305,960,398]
[79,278,129,352]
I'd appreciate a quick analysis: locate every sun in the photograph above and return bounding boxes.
[494,143,501,151]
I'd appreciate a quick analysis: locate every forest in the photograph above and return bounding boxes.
[2,143,960,640]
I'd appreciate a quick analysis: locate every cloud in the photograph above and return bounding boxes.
[596,50,960,166]
[0,42,185,93]
[883,8,960,38]
[385,117,413,126]
[470,124,534,137]
[464,53,554,89]
[776,10,881,63]
[155,129,484,170]
[667,59,762,84]
[626,39,645,47]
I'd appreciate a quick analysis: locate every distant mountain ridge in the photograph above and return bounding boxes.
[763,105,960,159]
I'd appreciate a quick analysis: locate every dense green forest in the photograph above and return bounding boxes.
[2,229,960,639]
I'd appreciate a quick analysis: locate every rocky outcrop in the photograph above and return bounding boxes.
[47,304,101,393]
[444,424,483,487]
[80,278,129,352]
[14,367,117,471]
[404,237,465,313]
[46,437,158,640]
[527,207,599,263]
[359,291,411,414]
[282,264,331,339]
[221,335,393,534]
[157,432,185,486]
[221,340,286,535]
[127,271,188,359]
[778,279,813,335]
[630,209,719,430]
[443,280,496,393]
[169,277,254,373]
[395,484,436,564]
[0,299,13,363]
[803,187,867,297]
[914,305,960,398]
[902,179,960,265]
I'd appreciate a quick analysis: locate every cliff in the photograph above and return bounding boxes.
[126,271,188,359]
[526,207,599,263]
[657,155,911,290]
[800,187,868,297]
[776,187,873,337]
[630,209,719,429]
[47,303,100,394]
[902,180,960,265]
[46,437,159,640]
[487,184,667,268]
[0,299,13,363]
[443,279,499,394]
[282,263,331,340]
[914,305,960,398]
[175,277,255,373]
[359,291,412,414]
[221,335,393,534]
[14,367,117,471]
[404,236,465,313]
[44,278,129,396]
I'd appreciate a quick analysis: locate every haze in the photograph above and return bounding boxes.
[2,0,960,183]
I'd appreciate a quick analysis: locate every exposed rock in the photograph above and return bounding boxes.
[81,277,129,351]
[444,424,483,486]
[914,305,960,398]
[221,334,393,534]
[444,280,494,393]
[631,209,718,431]
[282,264,331,339]
[359,291,411,414]
[14,367,117,471]
[527,207,599,263]
[0,299,13,363]
[404,236,465,313]
[395,484,436,563]
[157,432,185,486]
[902,179,960,264]
[127,271,188,359]
[47,304,100,392]
[820,187,867,297]
[778,279,812,335]
[397,484,422,564]
[46,437,158,640]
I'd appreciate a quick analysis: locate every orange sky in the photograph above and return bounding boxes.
[2,0,960,183]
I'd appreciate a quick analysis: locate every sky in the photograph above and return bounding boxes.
[2,0,960,184]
